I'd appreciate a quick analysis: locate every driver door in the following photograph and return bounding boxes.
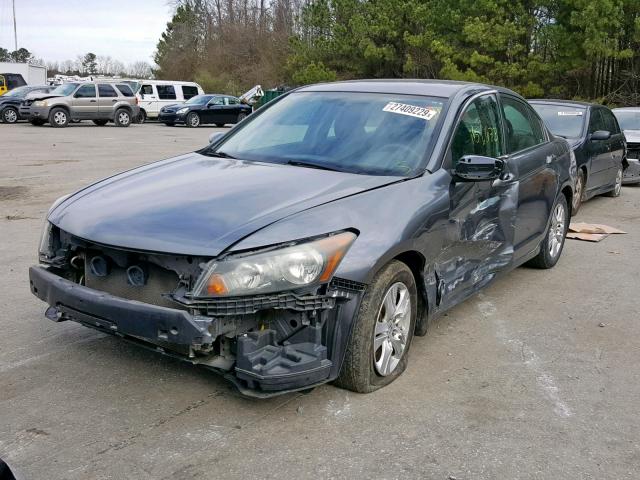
[437,93,517,309]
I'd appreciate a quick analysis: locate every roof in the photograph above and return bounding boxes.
[297,79,507,98]
[529,98,594,108]
[612,107,640,112]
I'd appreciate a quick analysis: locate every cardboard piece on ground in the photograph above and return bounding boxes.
[568,222,627,235]
[566,232,610,242]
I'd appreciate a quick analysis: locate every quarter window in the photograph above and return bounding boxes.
[157,85,176,100]
[98,84,118,98]
[227,97,239,105]
[181,85,199,99]
[450,94,503,165]
[501,96,543,153]
[75,84,96,98]
[115,84,134,97]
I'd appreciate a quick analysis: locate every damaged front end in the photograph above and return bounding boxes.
[29,224,365,397]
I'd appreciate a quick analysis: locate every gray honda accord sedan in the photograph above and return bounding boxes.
[30,80,575,397]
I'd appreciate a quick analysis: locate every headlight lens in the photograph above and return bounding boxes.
[38,194,70,261]
[177,107,189,114]
[192,231,356,297]
[34,100,47,107]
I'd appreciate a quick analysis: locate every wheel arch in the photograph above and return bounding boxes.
[392,250,430,336]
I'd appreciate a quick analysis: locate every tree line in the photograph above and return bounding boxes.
[154,0,640,105]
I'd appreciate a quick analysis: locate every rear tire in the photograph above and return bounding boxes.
[571,169,584,216]
[114,108,131,127]
[604,165,623,197]
[334,260,417,393]
[92,119,108,126]
[49,107,69,128]
[1,107,19,124]
[236,112,247,123]
[526,194,569,269]
[136,110,146,124]
[186,112,200,127]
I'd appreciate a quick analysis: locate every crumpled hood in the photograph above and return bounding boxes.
[26,93,64,101]
[49,152,400,256]
[623,129,640,144]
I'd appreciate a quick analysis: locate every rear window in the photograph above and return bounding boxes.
[157,85,176,100]
[98,84,118,98]
[115,84,134,97]
[181,85,198,99]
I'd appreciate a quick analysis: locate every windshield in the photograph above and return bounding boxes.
[206,91,445,176]
[186,95,213,105]
[5,86,30,97]
[531,103,586,138]
[51,83,79,96]
[613,110,640,131]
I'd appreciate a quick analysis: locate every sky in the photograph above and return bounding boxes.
[0,0,174,64]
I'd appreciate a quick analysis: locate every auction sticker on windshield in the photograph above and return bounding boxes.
[558,111,583,116]
[383,102,439,121]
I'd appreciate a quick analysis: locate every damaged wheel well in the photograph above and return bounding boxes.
[561,185,573,217]
[394,251,429,336]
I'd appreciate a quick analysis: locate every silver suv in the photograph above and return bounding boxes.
[21,82,140,128]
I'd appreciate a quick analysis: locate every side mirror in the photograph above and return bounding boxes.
[590,130,611,141]
[453,155,504,182]
[209,132,224,144]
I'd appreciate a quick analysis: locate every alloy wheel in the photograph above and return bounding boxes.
[118,111,130,125]
[573,173,583,211]
[53,111,67,125]
[614,167,623,196]
[3,108,17,123]
[548,202,566,259]
[373,282,411,376]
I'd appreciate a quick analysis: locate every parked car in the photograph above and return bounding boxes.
[612,107,640,184]
[136,80,204,122]
[158,94,251,127]
[530,100,626,215]
[30,80,574,397]
[0,85,53,123]
[0,72,26,95]
[22,82,139,127]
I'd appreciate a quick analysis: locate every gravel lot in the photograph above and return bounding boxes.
[1,122,639,480]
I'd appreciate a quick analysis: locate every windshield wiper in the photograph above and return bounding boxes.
[208,150,237,159]
[286,160,340,172]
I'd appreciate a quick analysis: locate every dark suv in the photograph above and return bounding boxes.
[530,100,626,215]
[0,85,53,123]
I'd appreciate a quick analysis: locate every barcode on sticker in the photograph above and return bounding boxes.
[383,102,439,120]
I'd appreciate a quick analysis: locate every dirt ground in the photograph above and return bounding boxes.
[1,122,639,480]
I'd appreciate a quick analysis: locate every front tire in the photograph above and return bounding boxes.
[572,169,584,216]
[527,194,569,269]
[604,165,623,197]
[114,109,131,127]
[186,112,200,127]
[49,108,69,128]
[335,261,417,393]
[1,107,19,124]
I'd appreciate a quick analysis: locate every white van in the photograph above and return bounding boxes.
[136,80,204,122]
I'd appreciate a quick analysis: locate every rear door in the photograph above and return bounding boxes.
[499,94,557,256]
[71,84,97,119]
[600,107,625,180]
[97,83,119,118]
[205,96,226,124]
[439,92,516,308]
[224,96,242,122]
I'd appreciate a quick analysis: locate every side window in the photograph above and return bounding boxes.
[209,96,225,106]
[600,109,619,134]
[140,84,153,96]
[181,85,199,99]
[527,108,547,144]
[588,110,606,133]
[74,84,96,98]
[98,84,118,98]
[500,96,541,153]
[227,97,239,105]
[115,84,134,97]
[157,85,176,100]
[450,94,503,165]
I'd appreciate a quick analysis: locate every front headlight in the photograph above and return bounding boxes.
[34,100,48,107]
[38,194,70,261]
[192,231,356,297]
[177,107,189,114]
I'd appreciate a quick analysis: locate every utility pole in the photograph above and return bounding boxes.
[13,0,18,51]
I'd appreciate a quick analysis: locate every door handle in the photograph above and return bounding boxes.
[90,100,97,103]
[112,99,117,102]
